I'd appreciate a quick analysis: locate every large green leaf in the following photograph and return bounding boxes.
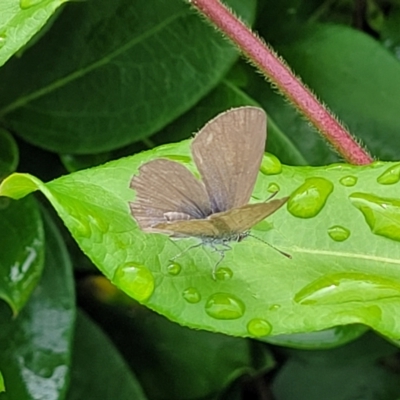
[0,0,256,154]
[0,0,69,68]
[0,197,44,314]
[66,311,147,400]
[244,21,400,164]
[0,208,75,400]
[1,141,400,339]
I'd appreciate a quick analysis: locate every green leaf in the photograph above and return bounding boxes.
[82,295,275,400]
[272,332,400,400]
[0,196,44,314]
[0,0,256,154]
[0,0,69,68]
[246,23,400,163]
[0,207,75,400]
[0,372,4,393]
[0,129,18,180]
[2,145,400,339]
[66,311,147,400]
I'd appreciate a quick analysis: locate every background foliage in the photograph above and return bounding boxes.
[1,0,400,399]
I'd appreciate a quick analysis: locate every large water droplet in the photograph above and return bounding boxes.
[260,153,282,175]
[294,272,400,305]
[339,175,358,187]
[377,163,400,185]
[247,318,272,337]
[113,262,154,302]
[167,261,181,276]
[267,183,280,193]
[205,293,245,320]
[20,0,45,9]
[350,192,400,241]
[215,267,233,281]
[327,225,350,242]
[287,177,333,218]
[182,287,201,303]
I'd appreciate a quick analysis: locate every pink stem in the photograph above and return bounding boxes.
[190,0,373,165]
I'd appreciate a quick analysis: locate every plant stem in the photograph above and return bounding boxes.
[189,0,373,165]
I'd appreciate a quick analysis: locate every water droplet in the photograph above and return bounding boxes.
[215,267,233,281]
[260,153,282,175]
[269,304,281,311]
[167,261,181,275]
[113,262,154,302]
[339,175,358,187]
[325,163,353,171]
[377,163,400,185]
[69,216,92,238]
[205,293,245,320]
[182,287,201,303]
[247,318,272,337]
[287,177,334,218]
[267,183,280,193]
[350,192,400,242]
[327,226,350,242]
[20,0,45,9]
[294,272,400,305]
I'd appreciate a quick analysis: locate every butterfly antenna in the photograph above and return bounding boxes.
[248,233,292,259]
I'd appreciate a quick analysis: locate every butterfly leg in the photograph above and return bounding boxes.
[169,240,203,262]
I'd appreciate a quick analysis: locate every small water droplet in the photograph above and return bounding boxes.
[20,0,45,9]
[215,267,233,281]
[113,262,154,302]
[247,318,272,337]
[205,293,245,320]
[327,226,350,242]
[339,175,358,187]
[267,183,280,193]
[350,192,400,242]
[269,304,281,311]
[294,272,400,305]
[260,153,282,175]
[377,163,400,185]
[167,261,181,275]
[70,216,92,238]
[182,287,201,303]
[287,177,333,218]
[325,163,353,171]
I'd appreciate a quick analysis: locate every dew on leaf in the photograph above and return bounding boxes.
[339,175,358,187]
[287,177,334,218]
[269,304,281,311]
[167,261,181,276]
[215,267,233,281]
[247,318,272,337]
[113,262,154,302]
[327,225,350,242]
[267,183,280,193]
[205,293,245,320]
[377,163,400,185]
[294,272,400,305]
[182,287,201,303]
[260,153,282,175]
[349,192,400,241]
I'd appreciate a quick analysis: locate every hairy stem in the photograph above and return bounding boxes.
[189,0,373,165]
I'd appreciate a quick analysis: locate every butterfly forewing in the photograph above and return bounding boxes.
[130,159,211,231]
[191,107,266,213]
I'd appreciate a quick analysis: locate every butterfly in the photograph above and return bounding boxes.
[129,107,288,273]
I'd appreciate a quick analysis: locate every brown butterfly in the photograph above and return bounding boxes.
[129,107,288,271]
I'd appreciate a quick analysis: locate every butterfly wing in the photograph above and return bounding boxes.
[209,197,288,235]
[191,107,266,213]
[130,159,211,232]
